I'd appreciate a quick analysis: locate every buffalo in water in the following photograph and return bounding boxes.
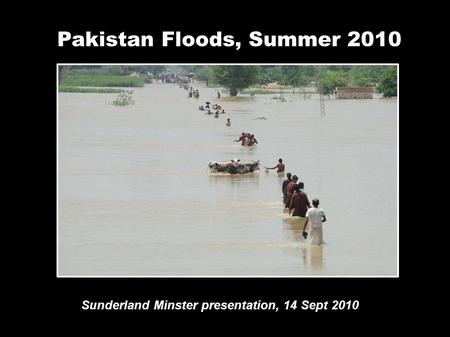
[208,160,260,174]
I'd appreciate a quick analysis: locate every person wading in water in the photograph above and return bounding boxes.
[302,198,327,245]
[265,158,285,173]
[282,172,292,207]
[288,182,311,218]
[285,175,298,209]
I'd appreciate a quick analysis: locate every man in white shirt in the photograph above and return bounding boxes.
[302,199,327,246]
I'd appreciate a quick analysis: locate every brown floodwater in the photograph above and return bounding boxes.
[58,82,397,276]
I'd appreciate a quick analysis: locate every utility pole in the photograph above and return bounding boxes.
[319,93,325,117]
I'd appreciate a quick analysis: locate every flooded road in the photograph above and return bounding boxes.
[58,82,397,276]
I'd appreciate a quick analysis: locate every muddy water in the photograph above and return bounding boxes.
[58,82,397,276]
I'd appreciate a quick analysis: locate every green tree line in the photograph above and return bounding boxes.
[194,65,397,97]
[58,65,397,98]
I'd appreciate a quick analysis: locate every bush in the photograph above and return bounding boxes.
[378,67,397,97]
[142,74,153,84]
[316,70,348,95]
[111,91,135,106]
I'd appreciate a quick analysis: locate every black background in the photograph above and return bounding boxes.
[22,7,415,326]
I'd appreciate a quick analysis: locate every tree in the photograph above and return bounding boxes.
[58,65,71,84]
[378,67,397,98]
[193,66,212,83]
[280,66,312,93]
[258,66,283,85]
[180,65,195,73]
[104,66,126,75]
[316,70,348,95]
[211,65,260,96]
[325,65,353,72]
[349,66,386,87]
[145,65,166,76]
[350,66,373,87]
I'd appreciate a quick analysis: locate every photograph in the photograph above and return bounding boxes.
[57,64,398,277]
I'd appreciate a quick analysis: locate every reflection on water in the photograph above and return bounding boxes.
[58,82,397,276]
[301,246,324,271]
[282,215,305,241]
[282,215,324,271]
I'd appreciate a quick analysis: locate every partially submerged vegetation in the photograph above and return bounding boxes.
[271,96,287,102]
[241,88,280,95]
[241,87,316,96]
[110,91,135,106]
[59,86,124,93]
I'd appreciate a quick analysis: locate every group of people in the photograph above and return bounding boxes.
[192,87,327,245]
[233,132,259,146]
[199,102,226,118]
[187,87,200,98]
[200,102,231,125]
[159,73,177,83]
[159,73,192,85]
[281,172,327,245]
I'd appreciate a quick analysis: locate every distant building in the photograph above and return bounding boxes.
[336,87,374,99]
